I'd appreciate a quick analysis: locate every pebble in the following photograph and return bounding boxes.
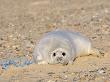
[48,72,55,75]
[47,80,55,82]
[104,9,109,13]
[97,69,105,74]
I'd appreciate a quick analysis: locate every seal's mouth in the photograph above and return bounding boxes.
[49,60,68,65]
[56,60,68,65]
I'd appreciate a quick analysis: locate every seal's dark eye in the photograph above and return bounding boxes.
[53,53,56,56]
[62,52,66,56]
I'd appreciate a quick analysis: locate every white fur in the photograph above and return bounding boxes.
[32,30,91,64]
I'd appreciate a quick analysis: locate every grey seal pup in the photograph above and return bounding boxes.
[33,30,100,65]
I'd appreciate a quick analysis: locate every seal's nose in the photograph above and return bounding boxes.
[57,57,63,62]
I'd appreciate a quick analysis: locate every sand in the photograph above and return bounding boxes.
[0,0,110,82]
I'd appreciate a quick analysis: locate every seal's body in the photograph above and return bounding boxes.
[33,30,92,65]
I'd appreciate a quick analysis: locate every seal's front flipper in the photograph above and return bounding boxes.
[38,61,48,64]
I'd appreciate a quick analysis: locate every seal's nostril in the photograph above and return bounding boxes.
[57,57,62,61]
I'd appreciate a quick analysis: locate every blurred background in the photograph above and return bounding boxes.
[0,0,110,58]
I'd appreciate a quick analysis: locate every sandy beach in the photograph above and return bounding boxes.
[0,0,110,82]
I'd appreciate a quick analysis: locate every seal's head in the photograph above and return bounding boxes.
[49,48,71,65]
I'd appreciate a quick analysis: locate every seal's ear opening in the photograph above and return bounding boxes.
[53,53,56,57]
[62,52,66,56]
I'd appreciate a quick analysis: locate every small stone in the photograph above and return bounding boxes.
[47,80,55,82]
[74,22,80,26]
[0,38,3,40]
[104,9,109,13]
[26,47,32,52]
[91,36,97,39]
[97,68,106,74]
[25,55,32,60]
[12,45,20,49]
[48,72,55,75]
[9,35,13,38]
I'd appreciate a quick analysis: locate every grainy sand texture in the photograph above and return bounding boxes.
[0,0,110,82]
